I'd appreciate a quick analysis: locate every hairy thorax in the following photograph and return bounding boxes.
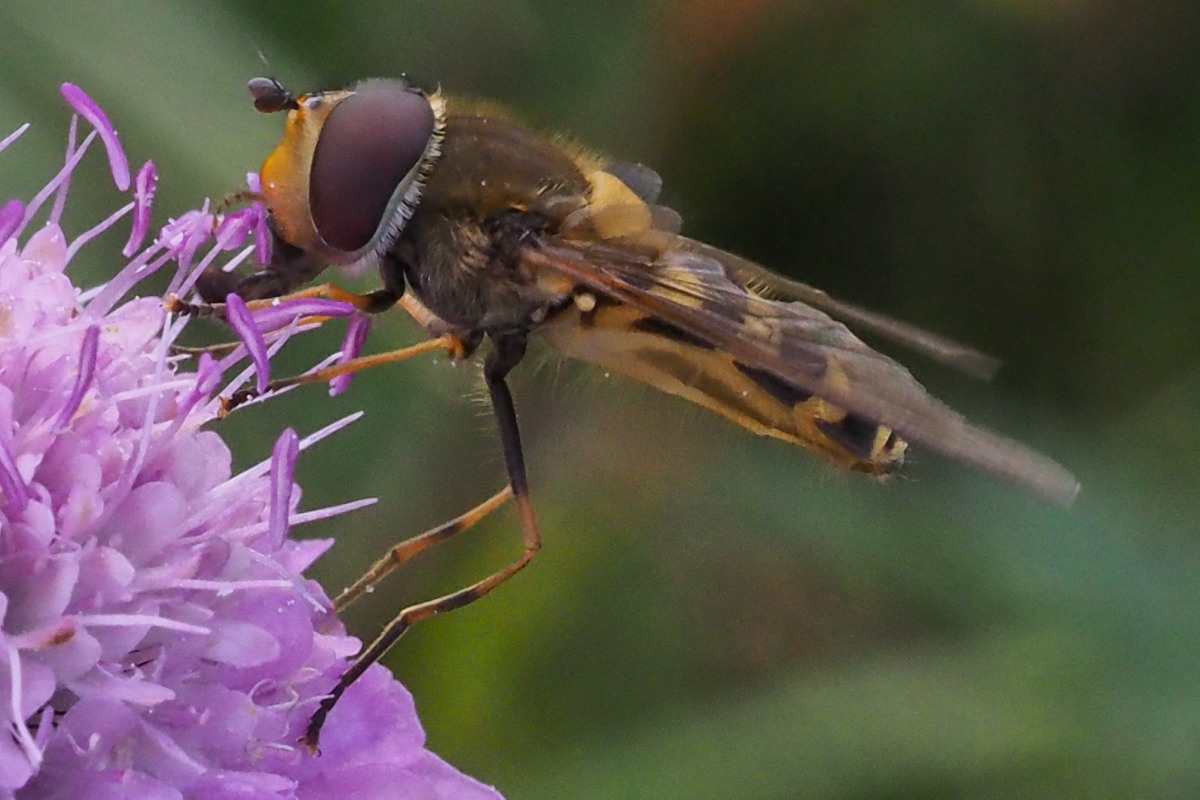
[390,109,594,334]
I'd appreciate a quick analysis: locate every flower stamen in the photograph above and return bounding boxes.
[0,123,30,154]
[268,429,299,548]
[54,324,100,431]
[59,83,130,191]
[5,642,42,771]
[123,161,158,257]
[75,614,210,636]
[64,202,134,266]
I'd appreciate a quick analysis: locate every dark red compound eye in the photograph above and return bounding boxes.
[308,80,435,254]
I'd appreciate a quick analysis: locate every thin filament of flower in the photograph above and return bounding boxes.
[5,642,42,770]
[76,614,210,635]
[64,202,134,265]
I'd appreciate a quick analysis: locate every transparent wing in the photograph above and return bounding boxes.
[675,237,1002,379]
[562,202,999,378]
[523,231,1079,506]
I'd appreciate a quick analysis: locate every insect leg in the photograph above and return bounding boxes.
[167,280,400,321]
[332,485,514,612]
[168,340,245,358]
[484,332,542,555]
[244,281,402,314]
[302,333,542,749]
[221,333,465,413]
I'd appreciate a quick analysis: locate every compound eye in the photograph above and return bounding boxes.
[309,80,434,254]
[247,77,296,114]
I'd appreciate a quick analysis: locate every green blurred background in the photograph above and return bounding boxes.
[3,1,1199,797]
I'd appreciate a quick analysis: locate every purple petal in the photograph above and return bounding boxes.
[187,770,297,797]
[0,736,35,790]
[103,481,187,566]
[331,313,371,396]
[246,173,272,266]
[122,161,157,256]
[289,667,506,800]
[54,325,100,430]
[210,591,317,688]
[48,117,78,227]
[2,547,78,629]
[158,208,214,271]
[214,208,255,250]
[0,437,29,515]
[64,201,134,266]
[35,625,103,683]
[20,224,68,275]
[67,667,175,706]
[194,352,223,396]
[0,199,23,245]
[248,297,356,333]
[176,352,223,419]
[269,429,299,547]
[224,293,270,394]
[204,619,280,667]
[59,83,130,191]
[286,537,335,573]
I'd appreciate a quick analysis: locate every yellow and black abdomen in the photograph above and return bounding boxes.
[541,298,908,475]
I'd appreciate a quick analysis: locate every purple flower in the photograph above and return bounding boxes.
[0,86,503,799]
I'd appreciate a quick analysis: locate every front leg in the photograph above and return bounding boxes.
[198,223,332,303]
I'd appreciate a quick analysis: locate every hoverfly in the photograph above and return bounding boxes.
[196,76,1079,747]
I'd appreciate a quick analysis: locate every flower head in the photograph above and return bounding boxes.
[0,85,502,799]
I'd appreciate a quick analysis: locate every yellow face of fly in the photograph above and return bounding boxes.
[257,88,354,259]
